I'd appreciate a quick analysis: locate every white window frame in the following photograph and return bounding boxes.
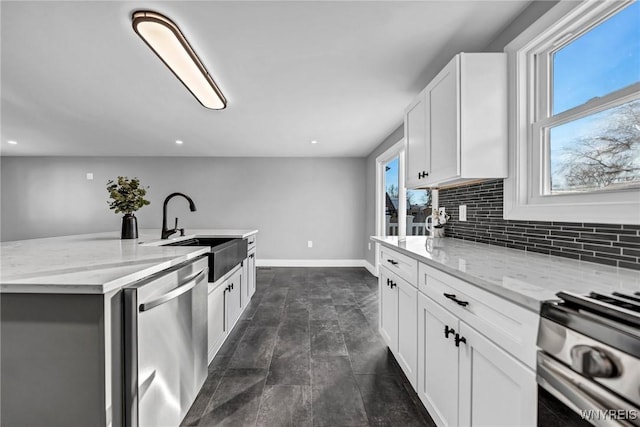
[504,0,640,224]
[374,139,407,275]
[375,139,407,237]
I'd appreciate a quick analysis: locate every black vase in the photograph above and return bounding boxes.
[121,213,138,239]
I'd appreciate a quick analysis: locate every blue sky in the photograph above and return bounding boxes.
[549,2,639,190]
[553,1,639,114]
[385,156,399,193]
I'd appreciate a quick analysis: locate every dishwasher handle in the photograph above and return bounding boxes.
[139,269,206,312]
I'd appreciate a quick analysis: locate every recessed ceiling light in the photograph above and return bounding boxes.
[311,140,318,144]
[132,10,227,110]
[175,140,184,145]
[7,140,17,145]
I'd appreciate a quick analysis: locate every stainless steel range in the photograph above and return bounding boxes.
[537,291,640,426]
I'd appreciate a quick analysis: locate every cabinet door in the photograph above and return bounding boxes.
[396,278,418,388]
[405,90,429,188]
[226,269,243,331]
[379,269,398,351]
[426,56,459,185]
[247,251,256,299]
[458,322,537,427]
[208,282,227,363]
[241,260,248,308]
[417,293,459,427]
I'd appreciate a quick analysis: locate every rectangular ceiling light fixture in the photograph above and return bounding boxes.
[132,10,227,110]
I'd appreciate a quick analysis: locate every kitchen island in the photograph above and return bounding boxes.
[0,229,257,427]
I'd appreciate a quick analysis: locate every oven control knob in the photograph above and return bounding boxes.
[570,345,619,378]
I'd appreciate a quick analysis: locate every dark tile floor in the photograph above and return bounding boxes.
[182,267,435,427]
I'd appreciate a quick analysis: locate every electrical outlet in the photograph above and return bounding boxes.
[308,240,313,248]
[368,242,371,251]
[86,172,94,181]
[438,207,446,217]
[459,205,467,221]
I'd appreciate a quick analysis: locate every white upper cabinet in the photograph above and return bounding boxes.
[405,53,508,188]
[405,89,429,188]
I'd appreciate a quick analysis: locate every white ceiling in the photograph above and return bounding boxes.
[1,1,531,157]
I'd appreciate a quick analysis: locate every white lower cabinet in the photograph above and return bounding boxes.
[458,323,537,427]
[245,249,256,300]
[207,235,258,364]
[208,266,244,363]
[396,277,418,388]
[379,268,398,349]
[418,293,460,426]
[417,293,536,427]
[379,267,418,388]
[378,244,537,427]
[208,279,227,361]
[226,267,243,331]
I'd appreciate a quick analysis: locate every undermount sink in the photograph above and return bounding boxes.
[164,237,248,282]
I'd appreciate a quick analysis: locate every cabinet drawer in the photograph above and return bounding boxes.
[418,262,538,369]
[379,246,417,285]
[246,234,257,252]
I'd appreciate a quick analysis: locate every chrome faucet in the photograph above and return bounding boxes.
[161,192,197,239]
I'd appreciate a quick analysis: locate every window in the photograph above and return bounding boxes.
[383,155,430,236]
[376,139,431,240]
[504,0,640,224]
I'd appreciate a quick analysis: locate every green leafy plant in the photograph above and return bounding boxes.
[106,176,150,215]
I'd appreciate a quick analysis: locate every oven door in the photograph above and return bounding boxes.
[537,352,640,427]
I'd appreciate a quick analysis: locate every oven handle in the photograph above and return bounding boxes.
[139,269,206,312]
[537,352,639,427]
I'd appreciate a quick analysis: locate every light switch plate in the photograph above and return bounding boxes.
[308,240,313,248]
[86,172,94,180]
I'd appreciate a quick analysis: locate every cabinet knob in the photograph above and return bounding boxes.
[455,333,466,347]
[444,325,455,339]
[386,278,391,287]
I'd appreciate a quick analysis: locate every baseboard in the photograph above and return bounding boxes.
[256,259,368,268]
[363,260,377,277]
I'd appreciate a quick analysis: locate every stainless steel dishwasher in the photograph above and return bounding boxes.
[123,256,208,427]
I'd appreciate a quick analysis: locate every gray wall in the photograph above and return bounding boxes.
[362,1,558,267]
[1,156,366,260]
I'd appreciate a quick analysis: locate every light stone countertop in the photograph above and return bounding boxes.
[371,236,640,312]
[0,229,258,294]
